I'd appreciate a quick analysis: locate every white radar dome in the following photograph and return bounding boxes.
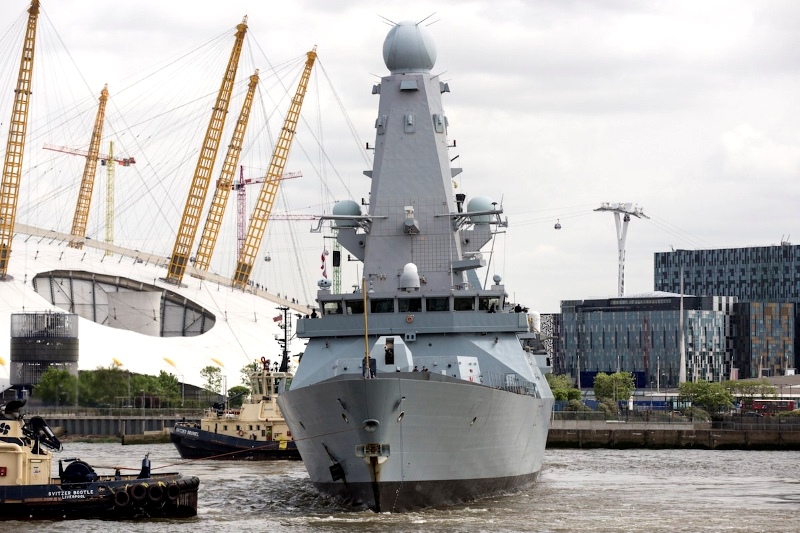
[398,263,421,291]
[467,196,494,224]
[332,200,361,228]
[383,20,437,73]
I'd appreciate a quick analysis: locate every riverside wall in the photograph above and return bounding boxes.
[547,419,800,450]
[42,415,201,437]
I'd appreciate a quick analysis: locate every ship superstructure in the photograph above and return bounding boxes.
[277,21,553,512]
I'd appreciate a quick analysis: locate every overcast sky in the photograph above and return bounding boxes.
[2,0,799,314]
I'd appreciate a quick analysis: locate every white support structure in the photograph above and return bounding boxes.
[594,202,649,297]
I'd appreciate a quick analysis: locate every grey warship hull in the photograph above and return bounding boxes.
[278,19,554,512]
[279,372,551,511]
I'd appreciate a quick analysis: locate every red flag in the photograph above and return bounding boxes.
[273,314,282,322]
[321,250,328,279]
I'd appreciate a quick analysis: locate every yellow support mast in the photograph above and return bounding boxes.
[194,70,259,271]
[105,141,115,256]
[0,0,40,278]
[165,17,248,285]
[69,84,109,249]
[232,48,317,289]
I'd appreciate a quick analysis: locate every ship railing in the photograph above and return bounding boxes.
[483,371,540,398]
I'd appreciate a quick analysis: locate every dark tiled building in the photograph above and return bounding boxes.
[654,245,798,377]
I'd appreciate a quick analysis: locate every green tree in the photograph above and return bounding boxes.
[546,373,581,402]
[240,360,260,386]
[79,366,131,406]
[679,381,734,413]
[33,366,77,406]
[155,370,181,405]
[227,385,250,408]
[200,365,223,395]
[722,379,776,404]
[593,372,635,402]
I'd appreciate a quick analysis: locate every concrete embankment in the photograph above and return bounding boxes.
[547,419,800,450]
[43,415,201,439]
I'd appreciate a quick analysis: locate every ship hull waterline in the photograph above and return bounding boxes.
[278,371,553,512]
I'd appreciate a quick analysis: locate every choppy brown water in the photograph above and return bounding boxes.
[3,442,799,532]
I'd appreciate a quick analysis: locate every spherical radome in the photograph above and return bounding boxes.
[467,196,494,224]
[332,200,361,228]
[383,20,437,73]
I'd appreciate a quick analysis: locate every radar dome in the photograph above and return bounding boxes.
[398,263,421,291]
[332,199,361,228]
[383,20,437,73]
[467,196,494,224]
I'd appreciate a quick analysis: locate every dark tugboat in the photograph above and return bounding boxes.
[170,306,301,460]
[0,399,199,520]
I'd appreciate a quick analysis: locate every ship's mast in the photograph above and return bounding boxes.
[0,0,41,279]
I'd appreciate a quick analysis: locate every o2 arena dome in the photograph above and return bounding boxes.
[382,20,437,73]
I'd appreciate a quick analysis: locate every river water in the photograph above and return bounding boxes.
[3,442,799,532]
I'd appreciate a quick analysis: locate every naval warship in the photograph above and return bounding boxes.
[277,20,554,512]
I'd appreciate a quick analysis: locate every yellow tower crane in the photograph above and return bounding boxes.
[68,84,109,249]
[0,0,40,279]
[231,47,317,289]
[193,69,259,271]
[164,17,248,285]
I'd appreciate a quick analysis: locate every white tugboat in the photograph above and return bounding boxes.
[277,20,554,511]
[170,307,300,461]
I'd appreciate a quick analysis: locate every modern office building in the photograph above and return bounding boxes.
[558,294,735,389]
[654,244,799,377]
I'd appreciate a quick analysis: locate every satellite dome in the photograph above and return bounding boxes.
[332,199,361,228]
[467,196,494,224]
[383,20,437,73]
[398,263,421,291]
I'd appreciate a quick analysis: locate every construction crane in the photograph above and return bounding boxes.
[42,143,135,166]
[230,167,301,258]
[232,47,317,289]
[193,70,260,272]
[164,16,248,285]
[0,0,40,279]
[42,140,136,256]
[594,202,649,297]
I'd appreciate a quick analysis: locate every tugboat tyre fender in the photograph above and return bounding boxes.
[114,488,131,508]
[130,483,148,502]
[166,482,181,501]
[148,482,165,502]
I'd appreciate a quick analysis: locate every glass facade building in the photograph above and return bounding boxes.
[654,244,799,376]
[559,295,734,389]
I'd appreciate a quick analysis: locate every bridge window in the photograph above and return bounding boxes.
[345,300,364,315]
[426,297,450,312]
[479,297,499,311]
[398,298,422,313]
[323,301,343,315]
[454,297,475,311]
[370,299,394,313]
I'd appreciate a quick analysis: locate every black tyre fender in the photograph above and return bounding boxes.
[114,488,131,508]
[147,482,165,502]
[166,482,181,501]
[129,483,148,502]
